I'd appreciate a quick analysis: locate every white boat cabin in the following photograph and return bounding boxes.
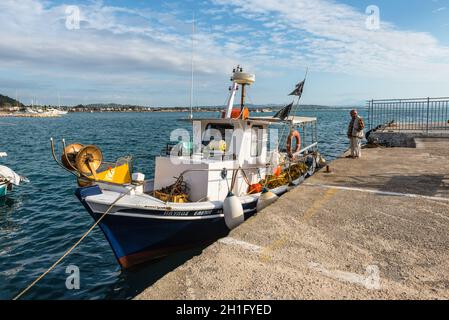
[154,118,270,202]
[153,116,317,202]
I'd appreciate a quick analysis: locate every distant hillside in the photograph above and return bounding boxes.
[0,94,24,108]
[83,103,149,109]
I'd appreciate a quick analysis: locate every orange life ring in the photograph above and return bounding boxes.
[286,130,301,156]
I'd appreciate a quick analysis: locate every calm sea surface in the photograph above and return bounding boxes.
[0,108,365,300]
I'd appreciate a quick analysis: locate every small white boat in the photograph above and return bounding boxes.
[24,107,67,116]
[25,108,38,114]
[0,153,28,198]
[52,66,324,268]
[47,108,68,115]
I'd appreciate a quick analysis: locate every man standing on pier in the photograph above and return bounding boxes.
[347,109,365,158]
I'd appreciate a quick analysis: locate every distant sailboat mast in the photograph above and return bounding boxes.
[189,12,195,120]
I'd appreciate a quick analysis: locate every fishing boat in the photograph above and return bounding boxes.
[51,66,325,268]
[0,153,28,198]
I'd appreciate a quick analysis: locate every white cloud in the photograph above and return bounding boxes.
[212,0,449,81]
[0,0,251,105]
[0,0,238,76]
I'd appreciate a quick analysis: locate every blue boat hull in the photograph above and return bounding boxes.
[75,186,259,269]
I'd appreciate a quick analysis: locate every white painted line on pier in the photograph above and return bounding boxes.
[218,237,263,253]
[308,262,381,290]
[304,183,449,202]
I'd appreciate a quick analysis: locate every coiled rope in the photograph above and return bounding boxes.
[13,187,133,300]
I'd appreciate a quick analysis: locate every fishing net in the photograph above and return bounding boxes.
[154,175,190,203]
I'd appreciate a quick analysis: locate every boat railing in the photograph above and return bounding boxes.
[173,152,317,178]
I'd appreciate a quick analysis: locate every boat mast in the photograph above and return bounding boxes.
[189,12,195,120]
[239,70,246,110]
[291,67,308,125]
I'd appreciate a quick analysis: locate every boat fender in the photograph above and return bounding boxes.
[223,192,244,230]
[256,188,279,212]
[286,131,301,157]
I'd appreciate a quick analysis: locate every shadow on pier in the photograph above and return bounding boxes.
[104,245,210,300]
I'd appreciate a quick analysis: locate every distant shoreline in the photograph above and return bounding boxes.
[64,107,275,113]
[0,110,266,118]
[0,105,356,118]
[0,107,277,117]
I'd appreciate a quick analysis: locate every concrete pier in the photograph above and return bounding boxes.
[136,137,449,300]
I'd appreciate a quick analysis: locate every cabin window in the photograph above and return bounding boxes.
[251,125,263,157]
[203,123,233,147]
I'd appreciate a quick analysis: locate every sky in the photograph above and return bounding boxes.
[0,0,449,107]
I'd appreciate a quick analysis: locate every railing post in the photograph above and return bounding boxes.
[367,100,370,130]
[426,97,430,133]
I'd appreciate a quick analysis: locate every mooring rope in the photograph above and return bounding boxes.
[13,187,134,300]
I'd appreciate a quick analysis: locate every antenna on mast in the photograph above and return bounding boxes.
[189,12,195,120]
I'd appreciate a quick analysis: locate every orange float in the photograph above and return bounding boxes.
[273,166,282,177]
[248,183,263,194]
[230,107,250,120]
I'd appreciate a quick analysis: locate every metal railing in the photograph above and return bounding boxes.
[367,97,449,132]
